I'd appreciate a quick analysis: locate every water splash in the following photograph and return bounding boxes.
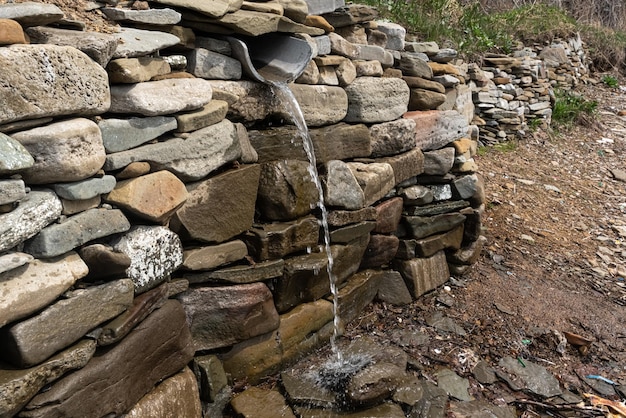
[270,82,342,359]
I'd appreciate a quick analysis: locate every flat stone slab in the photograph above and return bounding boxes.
[109,78,213,117]
[98,116,177,153]
[112,226,183,294]
[105,119,241,182]
[244,216,320,261]
[24,208,131,258]
[183,240,248,271]
[53,175,116,200]
[0,190,62,253]
[103,7,181,25]
[497,357,562,398]
[0,252,88,328]
[0,45,110,125]
[112,27,181,59]
[150,0,236,18]
[0,279,134,367]
[0,2,63,26]
[25,26,118,67]
[403,110,469,151]
[22,300,194,418]
[184,259,284,285]
[0,340,96,418]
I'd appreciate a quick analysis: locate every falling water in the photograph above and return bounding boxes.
[270,82,343,360]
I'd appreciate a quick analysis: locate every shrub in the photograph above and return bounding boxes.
[551,89,598,130]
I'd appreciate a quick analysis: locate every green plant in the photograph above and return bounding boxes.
[551,89,598,130]
[601,74,620,88]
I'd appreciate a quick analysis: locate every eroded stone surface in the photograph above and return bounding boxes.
[0,45,110,125]
[344,77,410,123]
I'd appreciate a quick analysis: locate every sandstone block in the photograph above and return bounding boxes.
[176,100,229,132]
[344,77,409,123]
[0,252,88,328]
[0,251,32,275]
[244,216,319,261]
[12,118,106,184]
[284,84,348,127]
[109,78,212,116]
[399,52,433,79]
[369,118,417,158]
[347,162,395,206]
[103,6,181,25]
[24,208,131,259]
[112,226,183,294]
[403,110,469,151]
[257,160,318,221]
[107,57,171,84]
[172,164,260,243]
[0,279,134,367]
[184,259,284,285]
[403,213,466,239]
[409,88,447,111]
[183,240,248,271]
[374,197,403,233]
[22,300,194,418]
[0,45,110,125]
[124,367,201,418]
[360,234,400,269]
[60,196,101,216]
[378,148,425,185]
[178,283,279,351]
[395,250,450,298]
[0,18,25,45]
[105,171,188,223]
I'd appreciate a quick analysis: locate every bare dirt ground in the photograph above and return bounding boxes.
[340,78,626,414]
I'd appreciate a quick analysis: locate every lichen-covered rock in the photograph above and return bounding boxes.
[112,226,184,294]
[0,45,110,124]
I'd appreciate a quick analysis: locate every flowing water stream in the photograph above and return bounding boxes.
[269,82,343,360]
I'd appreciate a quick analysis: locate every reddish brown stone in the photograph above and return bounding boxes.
[0,19,26,45]
[360,234,399,269]
[374,197,403,233]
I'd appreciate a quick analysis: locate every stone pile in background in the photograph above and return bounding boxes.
[0,0,588,416]
[470,36,589,145]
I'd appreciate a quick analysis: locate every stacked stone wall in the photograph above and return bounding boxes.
[1,1,486,416]
[471,35,589,144]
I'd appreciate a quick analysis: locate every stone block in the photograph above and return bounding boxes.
[347,162,395,206]
[183,240,248,271]
[395,250,450,298]
[403,110,469,151]
[374,197,403,233]
[369,118,417,158]
[244,216,319,261]
[0,179,26,205]
[378,148,425,185]
[0,279,134,367]
[0,45,110,125]
[177,283,279,351]
[22,300,194,418]
[176,100,229,132]
[376,270,413,305]
[360,234,399,269]
[107,57,171,84]
[344,77,410,123]
[324,159,366,210]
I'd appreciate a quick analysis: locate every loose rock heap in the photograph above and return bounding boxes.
[0,1,487,416]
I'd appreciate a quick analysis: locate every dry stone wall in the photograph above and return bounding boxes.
[0,1,486,416]
[471,35,589,144]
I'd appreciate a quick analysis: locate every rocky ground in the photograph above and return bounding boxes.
[230,79,626,417]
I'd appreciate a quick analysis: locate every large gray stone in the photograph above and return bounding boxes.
[187,48,242,80]
[0,132,34,175]
[53,175,116,200]
[24,208,131,258]
[344,77,409,123]
[498,357,562,398]
[22,300,194,418]
[0,2,63,26]
[369,118,417,158]
[376,270,413,305]
[172,164,260,243]
[151,0,237,18]
[98,116,177,153]
[0,252,88,328]
[423,147,455,175]
[104,119,241,182]
[399,52,433,78]
[0,190,61,253]
[112,226,183,294]
[177,283,280,351]
[112,27,181,59]
[257,160,319,221]
[0,279,134,367]
[323,159,366,210]
[0,340,96,418]
[109,78,213,117]
[103,7,182,25]
[12,118,106,184]
[376,21,406,50]
[25,26,118,67]
[0,45,110,125]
